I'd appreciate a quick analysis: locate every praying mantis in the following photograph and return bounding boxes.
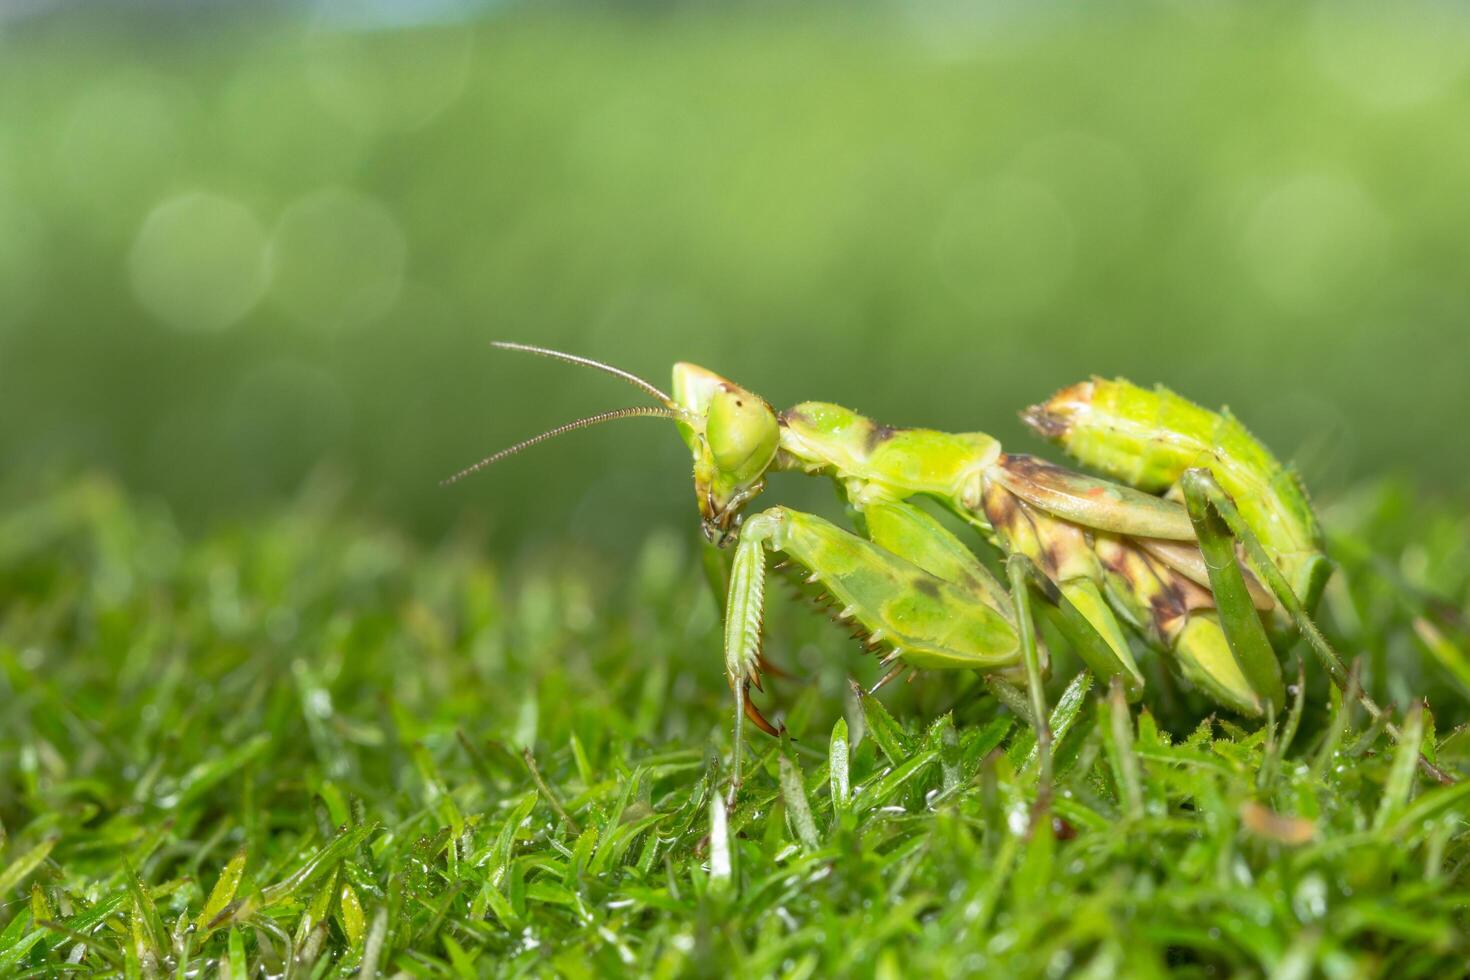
[447,343,1451,790]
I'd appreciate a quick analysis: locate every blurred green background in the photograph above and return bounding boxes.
[2,1,1468,555]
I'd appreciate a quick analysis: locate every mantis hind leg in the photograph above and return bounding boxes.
[1178,470,1286,712]
[1179,469,1455,784]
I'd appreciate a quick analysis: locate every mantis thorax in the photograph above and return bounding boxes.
[776,401,1001,506]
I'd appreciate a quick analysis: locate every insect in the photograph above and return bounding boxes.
[448,343,1442,789]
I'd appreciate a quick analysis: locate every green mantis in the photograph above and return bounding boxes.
[448,343,1449,791]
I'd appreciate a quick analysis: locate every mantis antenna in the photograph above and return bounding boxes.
[441,406,682,486]
[491,341,676,408]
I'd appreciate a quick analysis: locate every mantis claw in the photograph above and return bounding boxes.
[742,685,782,736]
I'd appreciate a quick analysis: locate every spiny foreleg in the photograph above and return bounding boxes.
[723,506,1022,793]
[856,498,1045,685]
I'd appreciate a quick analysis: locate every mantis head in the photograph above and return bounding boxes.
[444,344,779,547]
[672,363,780,546]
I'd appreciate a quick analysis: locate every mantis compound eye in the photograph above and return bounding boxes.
[706,387,779,483]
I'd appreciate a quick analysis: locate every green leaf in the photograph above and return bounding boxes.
[1011,671,1093,771]
[412,741,465,838]
[1391,777,1470,836]
[0,926,46,974]
[1009,815,1054,910]
[564,826,599,886]
[173,734,271,809]
[443,933,479,980]
[927,713,961,794]
[489,794,537,888]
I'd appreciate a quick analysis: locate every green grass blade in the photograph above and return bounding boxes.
[1104,680,1144,822]
[0,836,57,898]
[778,751,820,851]
[197,850,247,933]
[853,749,939,815]
[708,792,732,894]
[258,822,377,908]
[829,718,850,814]
[1375,705,1425,831]
[853,683,914,764]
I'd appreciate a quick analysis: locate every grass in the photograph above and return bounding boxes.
[2,475,1470,977]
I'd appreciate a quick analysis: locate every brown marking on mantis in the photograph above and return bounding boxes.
[1139,550,1200,640]
[1042,541,1065,577]
[863,422,900,454]
[1019,380,1096,440]
[1136,536,1275,611]
[982,479,1020,527]
[912,577,940,599]
[1020,404,1068,439]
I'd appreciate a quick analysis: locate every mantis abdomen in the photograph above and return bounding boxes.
[1025,377,1331,610]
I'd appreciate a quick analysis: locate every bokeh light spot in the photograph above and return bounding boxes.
[934,178,1076,318]
[58,71,191,220]
[1238,174,1386,314]
[128,192,269,333]
[268,186,406,330]
[1311,1,1470,109]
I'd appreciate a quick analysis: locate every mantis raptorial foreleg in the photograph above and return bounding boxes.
[857,499,1054,694]
[866,495,1147,710]
[858,499,1011,612]
[723,506,1022,791]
